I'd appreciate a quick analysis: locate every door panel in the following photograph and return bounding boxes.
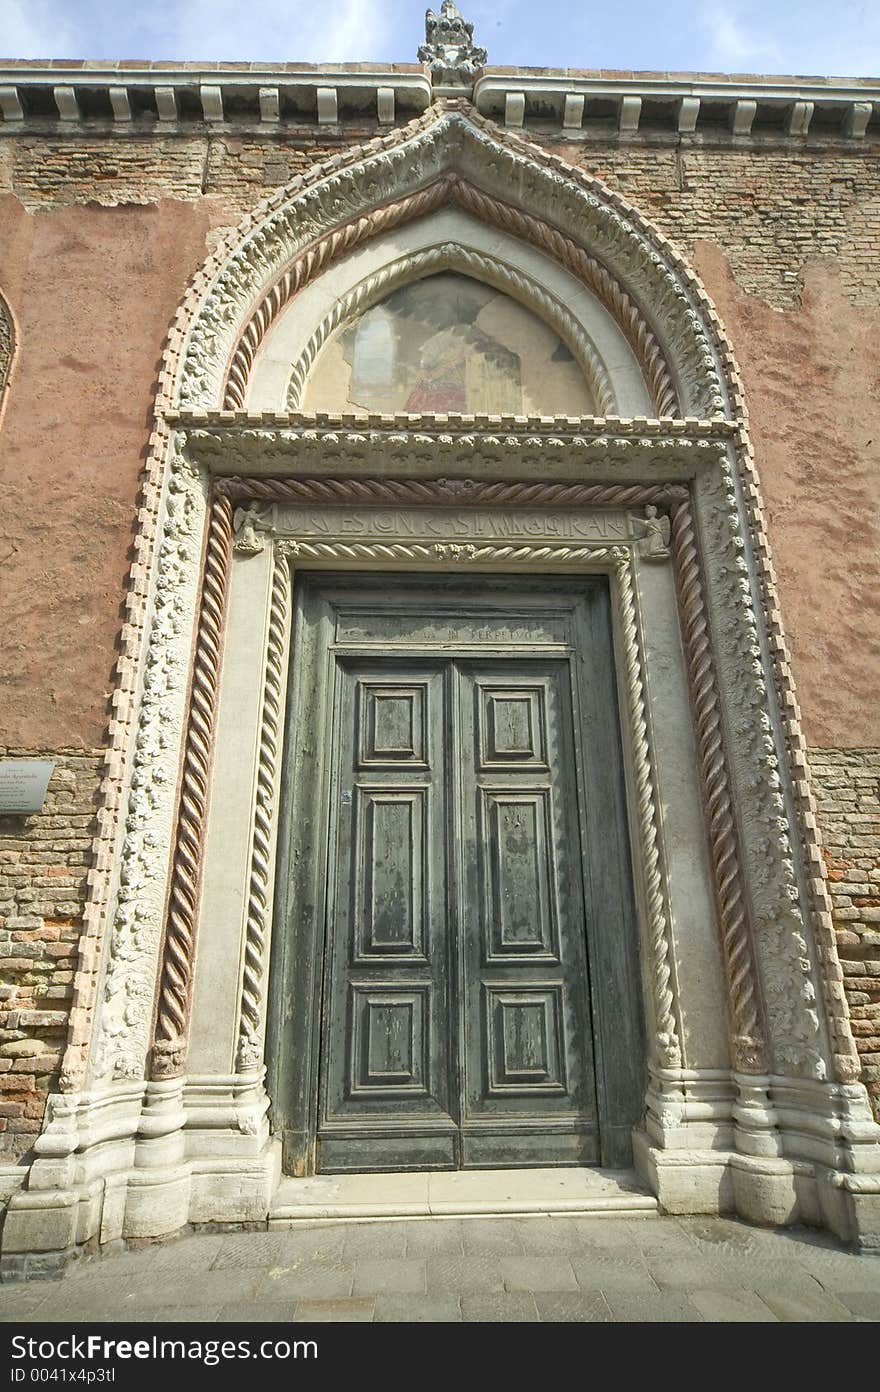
[458,663,599,1168]
[318,663,457,1171]
[271,574,646,1176]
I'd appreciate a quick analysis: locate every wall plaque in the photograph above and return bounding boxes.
[0,760,55,814]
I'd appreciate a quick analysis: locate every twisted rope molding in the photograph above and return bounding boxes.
[146,470,766,1087]
[284,243,617,417]
[236,550,290,1073]
[216,475,684,509]
[150,476,688,1084]
[613,554,681,1067]
[222,174,680,419]
[669,495,768,1074]
[151,493,233,1080]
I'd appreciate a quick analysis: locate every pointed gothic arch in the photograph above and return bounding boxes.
[5,98,872,1264]
[167,104,728,420]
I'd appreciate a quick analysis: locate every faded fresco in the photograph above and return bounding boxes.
[302,273,595,415]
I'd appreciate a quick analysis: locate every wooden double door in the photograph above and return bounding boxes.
[270,575,645,1175]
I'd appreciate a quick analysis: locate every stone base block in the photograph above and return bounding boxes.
[122,1166,193,1240]
[729,1155,818,1228]
[0,1182,103,1278]
[632,1129,734,1214]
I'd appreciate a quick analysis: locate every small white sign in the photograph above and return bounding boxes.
[0,760,56,815]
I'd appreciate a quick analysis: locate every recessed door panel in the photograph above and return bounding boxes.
[355,787,427,958]
[318,662,454,1169]
[459,663,599,1168]
[481,791,558,958]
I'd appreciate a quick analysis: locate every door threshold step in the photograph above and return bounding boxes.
[269,1166,658,1224]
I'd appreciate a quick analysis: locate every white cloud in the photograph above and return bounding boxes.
[700,4,782,70]
[698,0,880,76]
[132,0,394,63]
[0,0,395,62]
[0,0,78,57]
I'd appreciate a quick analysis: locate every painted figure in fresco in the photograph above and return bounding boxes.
[404,327,469,413]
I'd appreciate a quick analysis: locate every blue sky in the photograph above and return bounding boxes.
[1,0,878,78]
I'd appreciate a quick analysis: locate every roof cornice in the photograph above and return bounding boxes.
[0,62,876,139]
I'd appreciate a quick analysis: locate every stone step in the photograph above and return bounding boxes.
[270,1166,658,1224]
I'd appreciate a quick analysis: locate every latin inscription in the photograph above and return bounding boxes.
[274,506,630,542]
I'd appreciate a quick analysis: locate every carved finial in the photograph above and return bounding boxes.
[418,2,487,87]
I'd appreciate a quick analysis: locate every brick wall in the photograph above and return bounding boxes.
[565,142,880,309]
[810,749,880,1119]
[0,751,101,1158]
[0,131,373,212]
[2,130,879,311]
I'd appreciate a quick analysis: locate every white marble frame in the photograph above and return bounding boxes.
[5,445,879,1265]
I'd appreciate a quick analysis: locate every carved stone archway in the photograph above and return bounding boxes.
[4,100,879,1271]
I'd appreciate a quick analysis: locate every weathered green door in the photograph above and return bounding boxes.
[271,576,644,1174]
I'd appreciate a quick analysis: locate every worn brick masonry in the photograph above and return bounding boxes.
[0,750,101,1158]
[568,142,880,309]
[810,749,880,1119]
[1,131,879,309]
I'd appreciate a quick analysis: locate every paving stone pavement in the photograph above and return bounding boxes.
[1,1216,879,1323]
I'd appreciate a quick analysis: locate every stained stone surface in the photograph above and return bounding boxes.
[2,1215,879,1323]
